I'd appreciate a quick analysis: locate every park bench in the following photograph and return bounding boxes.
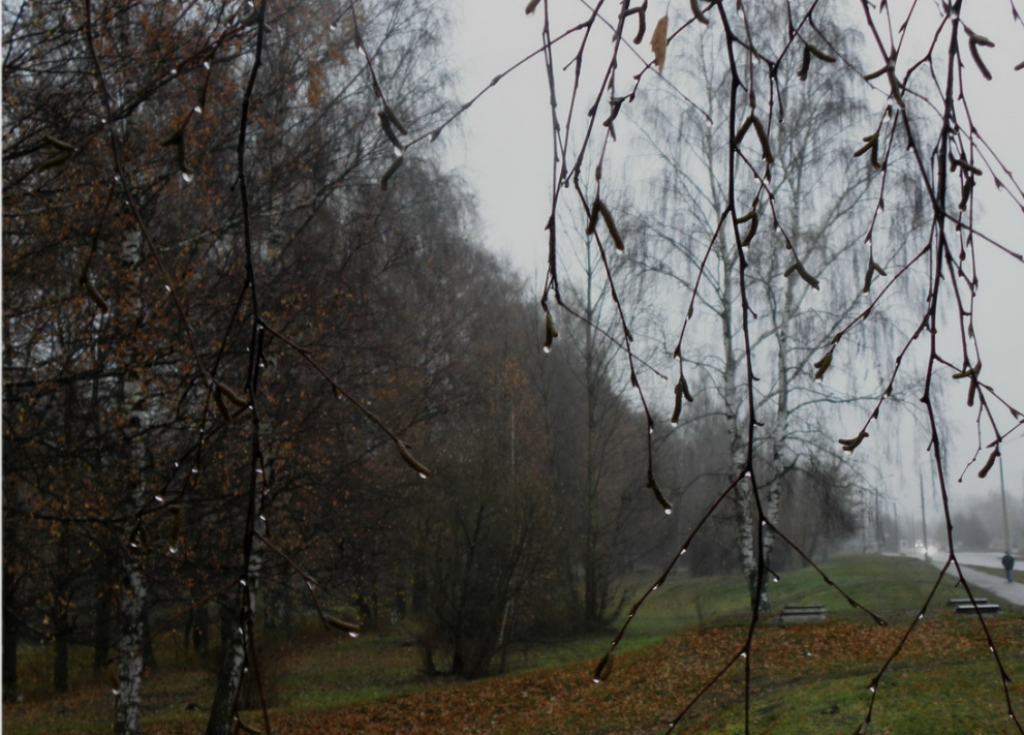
[780,604,826,623]
[954,602,1001,615]
[947,597,988,607]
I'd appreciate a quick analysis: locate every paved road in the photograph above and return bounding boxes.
[926,551,1024,609]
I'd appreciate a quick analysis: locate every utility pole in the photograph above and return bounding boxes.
[919,473,929,562]
[893,502,899,553]
[875,487,883,550]
[999,455,1009,552]
[510,407,515,479]
[862,487,869,553]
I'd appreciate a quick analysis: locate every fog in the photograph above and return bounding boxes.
[448,0,1024,527]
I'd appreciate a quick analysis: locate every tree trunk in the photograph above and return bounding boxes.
[53,520,71,693]
[204,503,266,735]
[719,246,759,611]
[183,609,194,653]
[93,586,112,673]
[114,235,149,735]
[114,551,147,735]
[54,629,69,693]
[736,475,759,614]
[3,566,18,703]
[757,279,796,613]
[141,607,157,673]
[755,160,814,612]
[193,604,210,656]
[218,601,234,651]
[205,595,247,735]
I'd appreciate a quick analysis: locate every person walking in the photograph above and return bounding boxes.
[1002,552,1015,583]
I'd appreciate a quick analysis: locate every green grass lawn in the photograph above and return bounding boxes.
[503,554,967,674]
[704,657,1024,735]
[4,554,1021,735]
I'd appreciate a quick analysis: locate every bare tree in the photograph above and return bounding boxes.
[636,5,923,611]
[512,0,1024,731]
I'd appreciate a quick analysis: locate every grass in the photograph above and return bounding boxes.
[702,615,1024,735]
[706,659,1023,735]
[503,554,961,674]
[274,628,439,710]
[4,554,1021,735]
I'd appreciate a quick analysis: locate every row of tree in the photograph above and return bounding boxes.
[2,0,871,732]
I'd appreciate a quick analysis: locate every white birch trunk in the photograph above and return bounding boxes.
[205,439,269,735]
[758,300,792,613]
[719,251,759,611]
[115,234,148,735]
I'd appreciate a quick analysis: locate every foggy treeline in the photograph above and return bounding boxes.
[948,493,1024,551]
[0,0,866,722]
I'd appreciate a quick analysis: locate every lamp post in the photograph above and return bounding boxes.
[919,473,929,562]
[999,455,1010,553]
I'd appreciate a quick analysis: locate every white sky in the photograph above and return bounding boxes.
[444,0,1024,534]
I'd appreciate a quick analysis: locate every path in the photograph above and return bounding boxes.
[927,551,1024,609]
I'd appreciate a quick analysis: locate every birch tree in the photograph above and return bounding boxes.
[637,5,921,611]
[516,0,1023,729]
[3,0,459,730]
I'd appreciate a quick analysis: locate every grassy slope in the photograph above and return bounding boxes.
[4,555,1022,734]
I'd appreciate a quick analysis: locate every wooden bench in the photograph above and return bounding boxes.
[780,605,826,623]
[947,597,988,607]
[955,602,1001,615]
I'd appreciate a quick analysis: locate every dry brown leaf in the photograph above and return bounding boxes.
[651,15,668,71]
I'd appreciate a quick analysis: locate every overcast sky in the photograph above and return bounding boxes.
[443,0,1024,534]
